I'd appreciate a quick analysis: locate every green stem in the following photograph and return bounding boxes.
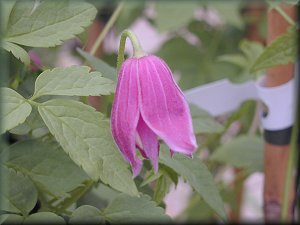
[27,99,40,107]
[56,180,94,213]
[281,115,299,220]
[89,2,124,56]
[273,5,295,26]
[117,30,145,72]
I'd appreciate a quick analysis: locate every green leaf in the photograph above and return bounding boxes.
[183,193,214,221]
[239,39,264,63]
[0,87,32,134]
[251,31,296,72]
[206,1,244,28]
[77,48,117,81]
[25,108,49,138]
[4,139,89,198]
[0,214,23,224]
[218,40,264,74]
[2,0,16,32]
[23,212,65,224]
[2,41,30,65]
[71,194,171,224]
[153,175,171,204]
[154,1,198,32]
[217,54,248,68]
[140,170,163,187]
[190,104,224,134]
[159,146,227,221]
[0,166,38,216]
[9,122,31,135]
[156,37,203,90]
[5,1,97,47]
[9,107,49,137]
[103,194,171,223]
[210,135,264,172]
[32,66,115,99]
[69,205,104,224]
[38,99,138,196]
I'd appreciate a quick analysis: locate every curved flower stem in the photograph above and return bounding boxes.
[117,30,145,72]
[89,2,124,56]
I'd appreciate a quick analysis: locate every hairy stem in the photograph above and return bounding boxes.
[117,30,145,72]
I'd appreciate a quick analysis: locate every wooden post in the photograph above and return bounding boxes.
[263,4,296,221]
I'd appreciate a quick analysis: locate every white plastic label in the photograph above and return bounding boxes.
[256,76,295,130]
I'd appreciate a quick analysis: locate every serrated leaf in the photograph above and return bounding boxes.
[154,1,198,32]
[0,87,32,134]
[0,166,38,216]
[23,212,65,224]
[251,31,296,72]
[239,39,264,63]
[210,135,264,172]
[4,139,89,198]
[77,48,117,81]
[159,146,227,221]
[2,41,30,65]
[70,205,104,224]
[71,195,171,224]
[5,1,97,47]
[32,66,115,99]
[218,39,264,76]
[103,194,171,223]
[38,99,138,196]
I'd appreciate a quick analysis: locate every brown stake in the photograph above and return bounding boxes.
[263,4,295,221]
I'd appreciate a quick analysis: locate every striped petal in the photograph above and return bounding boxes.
[111,58,142,177]
[138,55,197,155]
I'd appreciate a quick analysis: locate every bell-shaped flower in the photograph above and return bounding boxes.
[111,54,198,177]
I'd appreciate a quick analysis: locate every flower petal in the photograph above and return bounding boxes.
[111,58,142,177]
[138,55,197,155]
[136,116,159,173]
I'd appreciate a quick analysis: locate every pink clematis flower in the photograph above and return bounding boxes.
[111,55,197,177]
